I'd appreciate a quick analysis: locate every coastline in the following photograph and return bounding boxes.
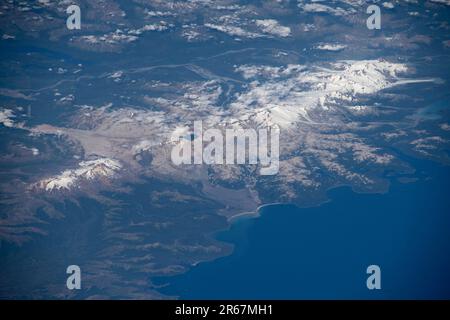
[226,179,394,224]
[156,161,450,299]
[227,202,285,223]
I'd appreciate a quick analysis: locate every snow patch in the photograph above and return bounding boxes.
[37,158,122,191]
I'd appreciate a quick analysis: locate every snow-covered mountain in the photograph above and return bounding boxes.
[36,158,122,191]
[228,59,419,128]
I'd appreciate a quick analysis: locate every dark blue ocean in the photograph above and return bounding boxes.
[155,160,450,299]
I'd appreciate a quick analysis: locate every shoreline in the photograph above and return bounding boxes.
[227,202,285,223]
[226,176,400,224]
